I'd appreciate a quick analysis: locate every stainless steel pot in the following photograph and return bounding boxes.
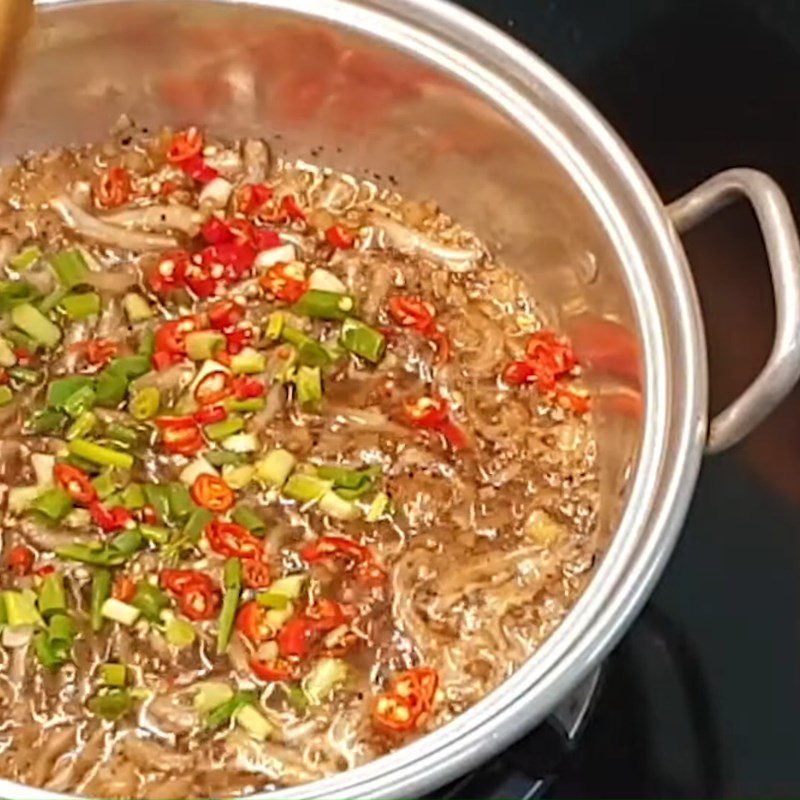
[4,1,800,797]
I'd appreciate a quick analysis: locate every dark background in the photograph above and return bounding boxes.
[455,1,800,796]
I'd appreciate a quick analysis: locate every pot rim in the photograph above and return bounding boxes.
[8,0,708,798]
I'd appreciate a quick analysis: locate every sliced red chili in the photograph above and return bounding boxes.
[86,339,119,367]
[250,657,295,682]
[155,416,204,456]
[354,559,388,587]
[205,520,263,559]
[372,667,439,735]
[139,505,158,525]
[242,560,271,590]
[181,154,219,184]
[231,375,265,400]
[387,296,435,332]
[154,316,200,356]
[238,183,274,216]
[402,396,450,429]
[183,258,217,299]
[112,574,136,603]
[281,195,306,221]
[225,325,255,355]
[325,224,355,249]
[225,218,256,247]
[95,167,132,209]
[253,228,282,251]
[178,583,221,620]
[503,360,537,386]
[6,545,34,576]
[35,564,56,578]
[300,535,369,564]
[191,474,235,513]
[392,667,438,714]
[235,600,271,643]
[193,405,227,425]
[526,330,576,374]
[306,598,349,633]
[160,568,215,595]
[208,300,244,331]
[371,693,417,734]
[166,127,203,164]
[276,617,314,658]
[201,217,233,245]
[194,371,232,406]
[259,263,308,303]
[149,250,190,295]
[89,502,132,533]
[54,463,97,505]
[152,350,182,371]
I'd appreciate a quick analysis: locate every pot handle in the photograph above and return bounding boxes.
[667,168,800,454]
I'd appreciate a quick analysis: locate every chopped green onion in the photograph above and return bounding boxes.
[265,311,285,340]
[292,289,355,320]
[256,591,289,610]
[284,683,310,713]
[120,482,146,510]
[31,488,73,521]
[221,464,255,490]
[68,439,133,470]
[283,474,332,504]
[9,366,40,385]
[255,449,296,488]
[205,690,257,730]
[109,528,144,557]
[143,483,171,523]
[91,569,111,632]
[234,704,273,741]
[295,365,322,407]
[182,507,213,544]
[94,368,128,408]
[231,505,266,534]
[366,491,390,522]
[49,250,88,289]
[2,589,44,628]
[27,409,67,435]
[204,415,244,441]
[340,318,386,363]
[0,594,6,626]
[132,581,168,622]
[100,662,127,687]
[47,612,77,644]
[224,396,266,413]
[10,245,42,271]
[230,347,266,374]
[0,386,13,407]
[280,327,331,367]
[91,469,118,501]
[101,598,140,626]
[221,432,258,453]
[167,482,194,521]
[137,329,155,359]
[0,337,16,368]
[204,450,245,468]
[303,658,348,705]
[179,455,218,486]
[37,573,66,619]
[34,630,68,671]
[47,376,93,410]
[122,292,153,323]
[10,302,61,348]
[318,490,359,520]
[217,558,242,654]
[60,291,100,320]
[38,286,68,315]
[129,386,160,420]
[87,689,132,720]
[66,410,98,440]
[63,384,96,417]
[0,280,37,312]
[57,530,143,567]
[105,423,139,448]
[165,616,196,648]
[5,328,39,352]
[140,524,170,545]
[185,330,227,361]
[317,464,381,499]
[193,682,234,714]
[268,574,306,600]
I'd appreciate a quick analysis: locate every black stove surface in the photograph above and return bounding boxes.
[433,2,800,797]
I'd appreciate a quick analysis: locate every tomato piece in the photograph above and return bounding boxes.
[149,250,190,295]
[6,545,34,576]
[201,217,233,245]
[95,166,132,209]
[205,520,263,559]
[181,154,219,184]
[242,560,271,590]
[193,405,227,425]
[371,693,417,734]
[276,617,314,658]
[325,224,355,249]
[166,127,203,164]
[160,569,215,595]
[112,575,136,603]
[250,657,295,682]
[402,396,450,429]
[387,296,435,332]
[178,583,221,620]
[235,600,271,643]
[300,535,368,564]
[281,195,306,221]
[194,370,232,406]
[191,474,235,513]
[208,300,244,331]
[54,463,97,505]
[259,263,308,303]
[155,416,204,456]
[89,502,132,533]
[154,316,200,355]
[231,375,265,400]
[237,183,274,215]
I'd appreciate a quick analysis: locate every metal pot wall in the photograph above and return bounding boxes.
[3,0,799,797]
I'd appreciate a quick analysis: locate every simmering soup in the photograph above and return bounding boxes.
[0,121,598,798]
